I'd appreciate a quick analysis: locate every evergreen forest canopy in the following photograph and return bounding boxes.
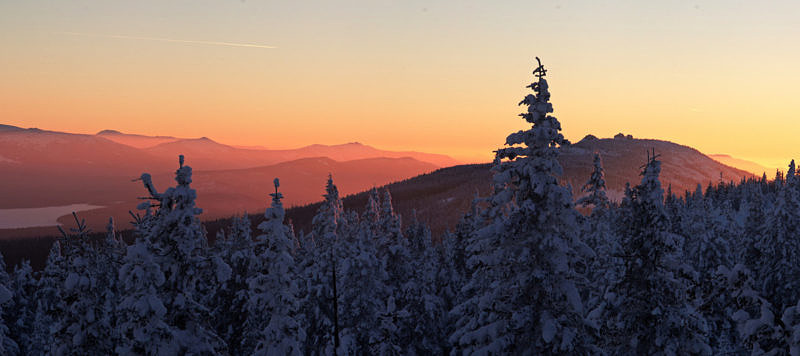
[0,58,797,355]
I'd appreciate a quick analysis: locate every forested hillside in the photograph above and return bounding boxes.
[0,60,795,355]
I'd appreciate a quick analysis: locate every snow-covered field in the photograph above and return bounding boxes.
[0,204,103,229]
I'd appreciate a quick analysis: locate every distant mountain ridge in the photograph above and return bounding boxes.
[0,124,449,232]
[97,129,461,169]
[0,124,26,133]
[97,129,182,148]
[0,125,175,178]
[708,154,774,176]
[0,124,458,178]
[0,125,755,238]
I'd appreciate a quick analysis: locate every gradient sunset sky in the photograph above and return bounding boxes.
[1,1,798,168]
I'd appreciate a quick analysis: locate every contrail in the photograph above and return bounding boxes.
[58,31,277,49]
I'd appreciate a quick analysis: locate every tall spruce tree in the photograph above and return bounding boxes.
[577,152,610,212]
[300,174,345,354]
[116,237,173,355]
[52,213,116,355]
[96,218,125,346]
[31,241,66,355]
[117,156,225,354]
[451,58,593,354]
[607,151,711,355]
[755,160,800,309]
[7,260,36,354]
[404,211,448,354]
[211,214,253,354]
[337,208,387,355]
[244,178,304,355]
[374,188,416,352]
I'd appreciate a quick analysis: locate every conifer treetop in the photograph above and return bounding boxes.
[492,57,572,208]
[325,174,339,203]
[270,178,284,210]
[577,152,609,210]
[263,178,286,230]
[638,148,665,207]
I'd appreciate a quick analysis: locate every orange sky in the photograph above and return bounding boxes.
[1,1,799,169]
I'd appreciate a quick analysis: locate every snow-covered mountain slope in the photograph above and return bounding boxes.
[279,134,755,236]
[561,134,755,201]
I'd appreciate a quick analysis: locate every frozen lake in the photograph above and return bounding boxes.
[0,204,104,229]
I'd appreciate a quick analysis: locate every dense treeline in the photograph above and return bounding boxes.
[0,60,797,354]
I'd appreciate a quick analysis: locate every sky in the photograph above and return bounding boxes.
[1,1,798,168]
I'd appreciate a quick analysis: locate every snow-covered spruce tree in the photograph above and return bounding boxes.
[718,189,746,260]
[577,153,622,341]
[211,214,253,354]
[243,178,304,355]
[577,152,609,213]
[740,182,767,269]
[698,263,760,354]
[405,209,431,257]
[116,235,173,355]
[195,238,232,327]
[117,156,226,354]
[374,188,419,352]
[678,185,740,352]
[374,296,403,355]
[754,159,800,310]
[450,58,594,354]
[378,189,402,242]
[337,241,389,354]
[733,294,791,354]
[444,193,484,298]
[299,174,344,354]
[361,188,381,236]
[0,291,17,356]
[403,211,449,354]
[31,240,66,355]
[450,163,506,353]
[376,189,410,288]
[606,152,711,355]
[0,251,19,356]
[337,190,389,354]
[682,184,732,277]
[50,213,116,355]
[379,189,402,239]
[93,218,126,346]
[663,184,685,235]
[576,152,614,264]
[7,260,36,354]
[116,178,169,355]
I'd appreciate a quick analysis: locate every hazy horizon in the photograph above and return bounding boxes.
[1,123,786,176]
[2,1,799,168]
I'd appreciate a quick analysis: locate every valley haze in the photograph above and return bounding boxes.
[0,124,760,236]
